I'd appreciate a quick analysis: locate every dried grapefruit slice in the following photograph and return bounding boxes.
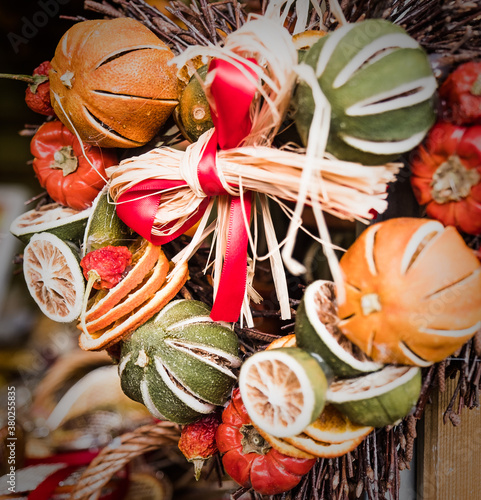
[78,261,189,350]
[326,365,421,428]
[84,238,162,323]
[23,233,85,322]
[238,347,327,438]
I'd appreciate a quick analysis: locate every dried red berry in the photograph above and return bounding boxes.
[25,61,55,116]
[178,413,221,480]
[80,246,132,290]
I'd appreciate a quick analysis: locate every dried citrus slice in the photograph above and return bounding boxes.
[78,261,189,350]
[283,432,366,458]
[83,250,170,332]
[82,186,133,257]
[83,238,162,323]
[255,405,372,459]
[265,334,297,350]
[295,280,383,377]
[326,365,421,428]
[10,203,91,244]
[23,233,85,323]
[303,404,373,444]
[292,29,327,51]
[255,427,316,459]
[238,347,327,438]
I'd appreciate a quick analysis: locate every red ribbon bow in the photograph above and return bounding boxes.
[116,58,258,322]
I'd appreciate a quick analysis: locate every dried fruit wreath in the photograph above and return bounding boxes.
[6,0,481,499]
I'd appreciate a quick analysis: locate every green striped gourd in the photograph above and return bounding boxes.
[295,19,437,165]
[119,299,241,424]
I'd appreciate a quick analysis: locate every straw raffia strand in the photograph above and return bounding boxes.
[108,137,401,232]
[70,421,180,500]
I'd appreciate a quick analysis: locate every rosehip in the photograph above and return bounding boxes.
[178,413,221,480]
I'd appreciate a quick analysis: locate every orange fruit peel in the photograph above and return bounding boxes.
[83,250,170,332]
[84,239,161,323]
[78,261,189,351]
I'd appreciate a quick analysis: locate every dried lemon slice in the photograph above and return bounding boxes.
[238,347,327,438]
[23,232,85,323]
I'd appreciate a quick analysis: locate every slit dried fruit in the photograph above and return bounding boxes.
[49,18,179,148]
[118,300,241,424]
[337,217,481,364]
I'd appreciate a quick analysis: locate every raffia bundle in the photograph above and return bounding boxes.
[108,12,402,324]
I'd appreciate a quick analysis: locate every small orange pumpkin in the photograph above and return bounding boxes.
[49,18,179,148]
[337,218,481,365]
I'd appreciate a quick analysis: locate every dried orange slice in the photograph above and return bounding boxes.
[265,334,296,350]
[303,405,373,444]
[255,405,372,459]
[83,250,170,332]
[78,261,189,350]
[255,427,316,459]
[283,432,367,458]
[23,233,85,323]
[84,238,161,323]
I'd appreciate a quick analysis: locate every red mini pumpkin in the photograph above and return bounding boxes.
[337,218,481,365]
[216,389,316,496]
[31,121,117,210]
[410,121,481,235]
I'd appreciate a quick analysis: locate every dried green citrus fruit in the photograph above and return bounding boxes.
[295,19,436,165]
[119,299,241,424]
[238,347,327,438]
[10,203,91,244]
[82,186,134,257]
[23,232,85,322]
[176,65,213,142]
[326,365,421,427]
[295,280,382,377]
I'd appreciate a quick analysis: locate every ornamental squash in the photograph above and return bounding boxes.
[119,299,241,424]
[49,18,179,148]
[295,19,436,165]
[337,218,481,365]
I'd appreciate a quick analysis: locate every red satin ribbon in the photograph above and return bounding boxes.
[116,58,258,322]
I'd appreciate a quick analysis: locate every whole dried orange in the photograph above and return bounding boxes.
[337,218,481,365]
[49,18,179,148]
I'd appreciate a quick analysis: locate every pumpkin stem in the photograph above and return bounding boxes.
[51,146,78,176]
[431,155,480,203]
[240,424,271,455]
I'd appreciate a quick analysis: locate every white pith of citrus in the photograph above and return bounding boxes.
[301,280,383,374]
[23,232,85,323]
[327,366,420,402]
[239,349,325,438]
